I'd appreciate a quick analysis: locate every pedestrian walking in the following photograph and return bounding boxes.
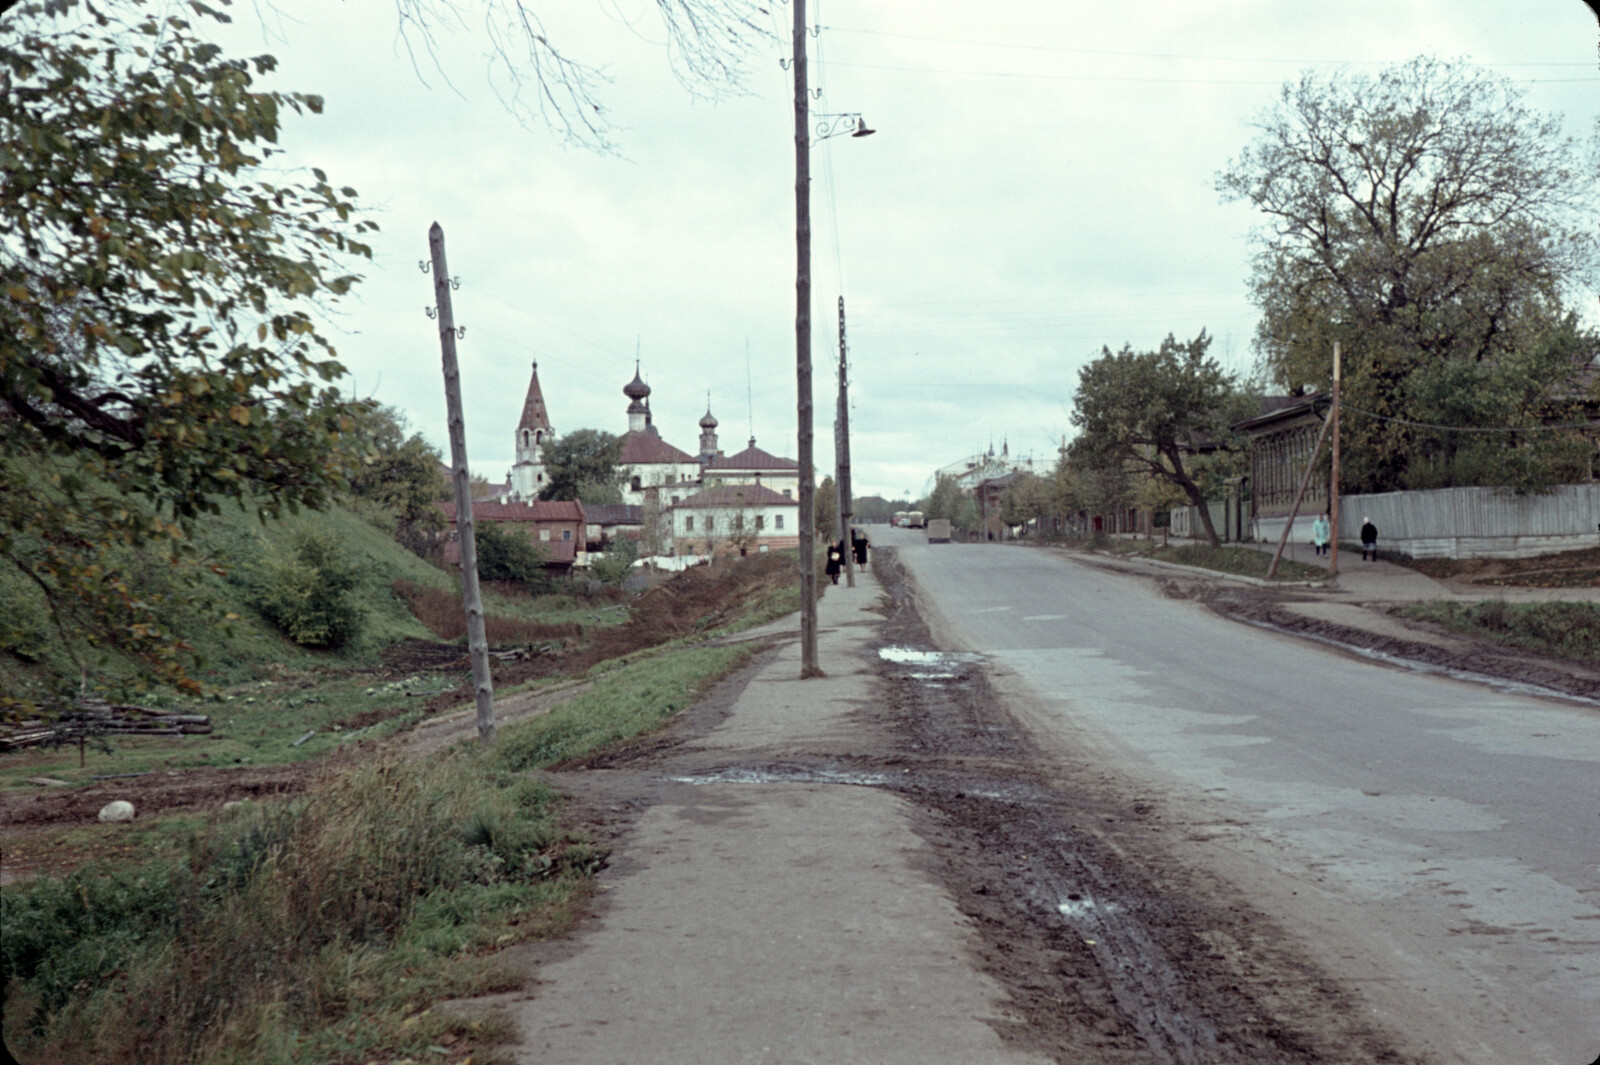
[825,540,843,584]
[1311,512,1331,558]
[851,528,870,570]
[1360,517,1378,561]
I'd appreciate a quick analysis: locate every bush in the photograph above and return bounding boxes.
[1,752,595,1065]
[473,522,548,584]
[246,529,365,648]
[586,537,638,586]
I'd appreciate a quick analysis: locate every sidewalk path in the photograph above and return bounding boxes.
[510,574,1050,1065]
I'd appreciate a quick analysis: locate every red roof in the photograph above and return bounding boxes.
[707,443,798,471]
[437,500,585,523]
[672,484,796,509]
[620,430,696,465]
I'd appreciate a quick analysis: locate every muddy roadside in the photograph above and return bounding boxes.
[511,553,1418,1065]
[1064,548,1600,706]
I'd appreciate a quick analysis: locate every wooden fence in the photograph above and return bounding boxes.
[1244,483,1600,559]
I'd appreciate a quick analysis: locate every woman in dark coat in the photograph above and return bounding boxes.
[1360,517,1378,561]
[825,540,843,584]
[851,529,869,570]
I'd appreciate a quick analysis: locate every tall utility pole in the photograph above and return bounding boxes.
[428,222,495,746]
[835,295,855,588]
[1329,340,1342,578]
[792,0,821,677]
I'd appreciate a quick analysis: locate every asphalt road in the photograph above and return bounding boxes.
[880,526,1600,1065]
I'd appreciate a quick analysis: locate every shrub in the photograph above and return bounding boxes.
[246,529,365,648]
[473,522,548,584]
[586,537,638,586]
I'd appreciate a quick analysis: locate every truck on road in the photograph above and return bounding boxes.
[926,518,952,543]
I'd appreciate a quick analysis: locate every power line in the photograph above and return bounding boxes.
[1343,405,1600,433]
[823,59,1599,86]
[821,25,1599,68]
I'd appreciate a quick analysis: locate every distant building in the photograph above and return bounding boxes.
[436,499,586,571]
[703,438,801,500]
[616,365,703,507]
[509,361,554,501]
[669,483,799,559]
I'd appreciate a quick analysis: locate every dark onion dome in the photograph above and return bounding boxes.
[699,406,718,429]
[623,367,650,401]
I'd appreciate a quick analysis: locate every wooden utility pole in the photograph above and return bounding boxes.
[792,0,821,677]
[836,295,855,588]
[1329,341,1342,578]
[428,222,495,746]
[1266,408,1335,581]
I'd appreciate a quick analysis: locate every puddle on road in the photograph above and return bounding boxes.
[878,646,985,685]
[1058,895,1122,920]
[878,646,984,666]
[667,766,891,788]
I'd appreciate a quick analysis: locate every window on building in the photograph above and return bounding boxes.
[540,529,551,541]
[755,515,765,530]
[630,475,641,492]
[782,489,792,499]
[671,495,680,505]
[775,514,784,530]
[562,529,571,541]
[685,516,694,531]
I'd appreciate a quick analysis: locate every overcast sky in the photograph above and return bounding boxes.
[209,0,1600,500]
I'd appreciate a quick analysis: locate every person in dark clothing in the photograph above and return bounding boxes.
[851,529,869,570]
[1360,517,1378,561]
[825,540,843,584]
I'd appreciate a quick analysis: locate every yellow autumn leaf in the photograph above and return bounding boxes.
[229,405,251,425]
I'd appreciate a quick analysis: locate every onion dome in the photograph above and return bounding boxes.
[699,406,718,429]
[623,365,651,402]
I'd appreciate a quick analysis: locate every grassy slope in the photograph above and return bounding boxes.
[2,551,792,1065]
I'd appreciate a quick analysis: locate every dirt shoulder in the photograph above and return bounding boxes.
[1060,545,1600,707]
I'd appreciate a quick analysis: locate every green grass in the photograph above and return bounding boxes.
[0,671,446,788]
[1,751,594,1065]
[1,498,452,706]
[494,642,758,771]
[1400,600,1600,664]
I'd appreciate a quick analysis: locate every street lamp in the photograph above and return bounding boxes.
[791,3,872,678]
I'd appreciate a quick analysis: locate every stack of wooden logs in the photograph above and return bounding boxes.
[0,699,212,750]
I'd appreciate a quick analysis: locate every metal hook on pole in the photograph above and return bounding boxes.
[419,260,431,274]
[450,277,461,291]
[456,326,466,339]
[425,306,438,319]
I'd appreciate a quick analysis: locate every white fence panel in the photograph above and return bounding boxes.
[1330,484,1600,559]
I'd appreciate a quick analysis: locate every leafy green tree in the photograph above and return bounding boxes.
[1217,56,1600,492]
[246,529,364,649]
[999,472,1051,531]
[816,475,838,541]
[539,429,623,503]
[345,405,447,553]
[0,1,373,692]
[586,535,638,585]
[473,522,549,584]
[919,474,963,524]
[1070,331,1240,546]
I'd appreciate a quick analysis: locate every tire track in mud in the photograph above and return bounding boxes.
[555,553,1420,1064]
[861,549,1417,1065]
